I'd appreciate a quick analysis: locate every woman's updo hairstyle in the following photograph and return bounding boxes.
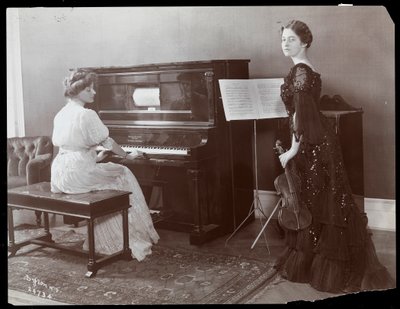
[281,20,313,48]
[63,69,97,98]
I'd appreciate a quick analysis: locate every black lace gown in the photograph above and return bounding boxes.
[274,63,395,293]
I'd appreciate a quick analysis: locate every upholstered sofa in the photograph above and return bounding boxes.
[7,136,54,225]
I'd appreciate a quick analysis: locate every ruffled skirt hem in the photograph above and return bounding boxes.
[275,236,395,293]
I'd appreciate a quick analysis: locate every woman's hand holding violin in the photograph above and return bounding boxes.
[279,134,301,168]
[279,149,296,168]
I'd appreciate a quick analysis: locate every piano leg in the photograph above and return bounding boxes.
[189,169,203,234]
[187,168,220,245]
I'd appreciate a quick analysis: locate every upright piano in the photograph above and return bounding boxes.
[79,60,254,245]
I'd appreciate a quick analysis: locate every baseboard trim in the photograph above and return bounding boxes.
[364,197,396,231]
[254,190,396,232]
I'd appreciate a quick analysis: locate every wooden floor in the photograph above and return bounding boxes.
[7,210,397,305]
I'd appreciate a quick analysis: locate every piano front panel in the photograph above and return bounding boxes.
[115,157,221,229]
[96,68,214,124]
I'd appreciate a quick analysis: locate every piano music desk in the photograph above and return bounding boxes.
[7,182,132,278]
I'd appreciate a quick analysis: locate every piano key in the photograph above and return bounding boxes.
[121,145,188,156]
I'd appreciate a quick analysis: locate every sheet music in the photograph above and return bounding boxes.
[255,78,288,118]
[219,78,288,121]
[218,80,259,120]
[133,88,160,107]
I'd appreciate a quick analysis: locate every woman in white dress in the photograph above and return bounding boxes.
[51,69,159,261]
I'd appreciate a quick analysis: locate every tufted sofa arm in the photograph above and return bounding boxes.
[7,136,54,186]
[26,153,53,185]
[7,136,54,226]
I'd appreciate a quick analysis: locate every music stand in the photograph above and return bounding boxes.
[225,119,273,253]
[218,78,287,253]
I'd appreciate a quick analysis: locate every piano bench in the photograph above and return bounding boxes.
[7,182,132,278]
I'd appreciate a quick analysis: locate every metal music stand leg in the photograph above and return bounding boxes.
[253,190,271,253]
[225,194,258,246]
[251,197,282,251]
[225,120,271,251]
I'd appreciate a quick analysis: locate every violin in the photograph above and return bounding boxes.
[274,140,312,231]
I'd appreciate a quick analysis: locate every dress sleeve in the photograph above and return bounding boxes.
[291,66,324,145]
[79,109,110,147]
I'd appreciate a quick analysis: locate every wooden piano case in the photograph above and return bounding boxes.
[66,60,255,245]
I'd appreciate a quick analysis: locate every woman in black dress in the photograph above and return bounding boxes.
[274,20,394,293]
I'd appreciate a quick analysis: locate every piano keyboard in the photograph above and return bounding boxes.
[121,145,189,156]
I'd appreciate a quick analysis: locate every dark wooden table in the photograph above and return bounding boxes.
[8,182,132,278]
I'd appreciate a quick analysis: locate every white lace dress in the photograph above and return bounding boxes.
[51,100,159,261]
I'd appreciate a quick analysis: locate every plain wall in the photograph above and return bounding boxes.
[16,6,394,199]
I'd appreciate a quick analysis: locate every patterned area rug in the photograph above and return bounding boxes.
[8,226,277,304]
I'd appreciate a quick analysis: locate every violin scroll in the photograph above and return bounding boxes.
[274,139,285,155]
